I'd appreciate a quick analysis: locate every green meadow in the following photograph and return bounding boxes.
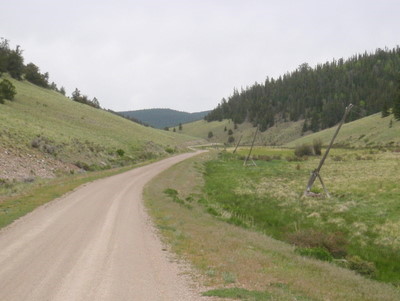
[145,152,400,300]
[201,148,400,284]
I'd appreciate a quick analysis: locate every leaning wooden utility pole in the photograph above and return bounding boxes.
[303,104,353,197]
[233,135,243,154]
[243,127,258,166]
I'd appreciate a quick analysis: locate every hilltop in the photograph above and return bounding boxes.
[118,108,210,129]
[0,75,203,181]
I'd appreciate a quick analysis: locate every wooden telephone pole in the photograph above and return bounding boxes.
[303,104,353,197]
[243,127,258,166]
[233,135,243,154]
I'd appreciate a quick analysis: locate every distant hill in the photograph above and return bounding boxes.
[118,108,211,129]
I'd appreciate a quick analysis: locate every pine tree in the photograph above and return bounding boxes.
[0,79,16,103]
[7,45,24,80]
[381,101,390,117]
[393,78,400,121]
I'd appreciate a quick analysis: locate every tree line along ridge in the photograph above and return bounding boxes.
[0,38,99,109]
[205,47,400,131]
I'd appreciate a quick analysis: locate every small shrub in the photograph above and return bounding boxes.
[31,137,41,148]
[164,188,178,197]
[296,247,333,262]
[294,144,314,157]
[206,207,220,216]
[222,272,236,284]
[0,79,17,102]
[228,129,233,135]
[313,139,322,155]
[164,188,185,205]
[228,136,235,143]
[165,147,174,154]
[346,255,377,277]
[205,269,216,277]
[0,178,11,187]
[208,131,213,138]
[116,149,125,157]
[43,144,56,154]
[75,161,90,171]
[288,230,347,258]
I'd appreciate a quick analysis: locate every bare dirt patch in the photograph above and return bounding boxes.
[0,146,77,181]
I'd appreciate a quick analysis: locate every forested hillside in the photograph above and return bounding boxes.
[119,108,210,129]
[205,47,400,132]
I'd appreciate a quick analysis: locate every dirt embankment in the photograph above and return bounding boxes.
[0,146,77,181]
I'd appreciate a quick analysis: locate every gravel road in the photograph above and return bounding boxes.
[0,152,210,301]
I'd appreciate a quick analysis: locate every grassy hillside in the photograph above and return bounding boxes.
[0,75,203,179]
[180,119,304,146]
[182,112,400,149]
[286,113,400,148]
[119,108,210,129]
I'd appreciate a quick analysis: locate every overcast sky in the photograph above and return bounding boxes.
[1,0,400,112]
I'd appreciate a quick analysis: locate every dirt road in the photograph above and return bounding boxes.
[0,152,209,301]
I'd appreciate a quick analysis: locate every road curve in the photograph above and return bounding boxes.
[0,152,208,301]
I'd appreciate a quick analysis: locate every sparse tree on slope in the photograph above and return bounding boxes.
[0,79,16,103]
[393,77,400,121]
[7,45,24,80]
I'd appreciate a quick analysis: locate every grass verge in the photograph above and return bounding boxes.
[143,152,400,300]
